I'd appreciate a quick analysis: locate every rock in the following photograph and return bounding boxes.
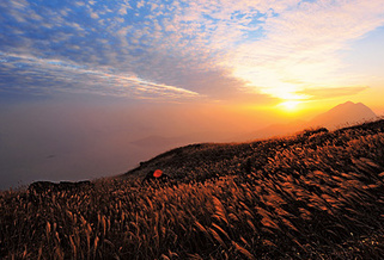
[28,180,93,193]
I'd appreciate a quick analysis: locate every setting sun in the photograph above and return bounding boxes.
[279,100,301,112]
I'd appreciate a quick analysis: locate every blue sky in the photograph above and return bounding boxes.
[1,0,383,107]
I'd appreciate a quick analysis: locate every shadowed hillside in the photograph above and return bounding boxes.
[1,120,384,259]
[124,119,384,183]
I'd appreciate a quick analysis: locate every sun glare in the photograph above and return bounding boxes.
[279,100,301,112]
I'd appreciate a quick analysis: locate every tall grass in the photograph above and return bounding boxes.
[1,120,384,259]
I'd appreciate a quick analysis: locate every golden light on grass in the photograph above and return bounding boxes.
[2,120,384,259]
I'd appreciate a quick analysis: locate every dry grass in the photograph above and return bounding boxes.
[1,120,384,259]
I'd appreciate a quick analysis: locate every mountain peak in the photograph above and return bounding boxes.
[310,101,378,129]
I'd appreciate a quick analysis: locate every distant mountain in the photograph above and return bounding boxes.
[310,101,378,130]
[132,102,378,146]
[240,101,378,142]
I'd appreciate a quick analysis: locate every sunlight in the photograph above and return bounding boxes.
[279,100,301,112]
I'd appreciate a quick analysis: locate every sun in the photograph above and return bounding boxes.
[279,100,301,112]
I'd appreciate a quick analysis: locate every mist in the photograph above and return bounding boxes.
[0,95,281,190]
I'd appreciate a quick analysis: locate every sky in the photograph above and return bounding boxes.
[1,0,384,189]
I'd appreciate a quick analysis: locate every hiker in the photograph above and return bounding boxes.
[142,169,169,184]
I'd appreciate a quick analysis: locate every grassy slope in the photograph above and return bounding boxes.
[1,120,384,259]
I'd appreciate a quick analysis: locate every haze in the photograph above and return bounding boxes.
[1,0,384,190]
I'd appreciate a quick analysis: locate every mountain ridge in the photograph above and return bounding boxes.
[309,101,378,130]
[123,118,384,181]
[238,101,379,142]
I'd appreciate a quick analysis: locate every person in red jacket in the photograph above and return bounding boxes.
[142,169,169,183]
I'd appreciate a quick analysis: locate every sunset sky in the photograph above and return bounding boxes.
[1,0,384,188]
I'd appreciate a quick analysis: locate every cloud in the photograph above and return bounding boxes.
[226,0,384,99]
[0,52,200,99]
[90,12,99,19]
[297,86,370,100]
[1,0,384,103]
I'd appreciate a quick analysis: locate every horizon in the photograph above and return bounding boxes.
[1,0,384,189]
[0,101,380,190]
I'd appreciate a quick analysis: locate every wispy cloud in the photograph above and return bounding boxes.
[0,52,199,99]
[227,0,384,100]
[1,0,383,102]
[297,86,370,100]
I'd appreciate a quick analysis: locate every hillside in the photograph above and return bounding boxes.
[1,120,384,259]
[124,119,384,182]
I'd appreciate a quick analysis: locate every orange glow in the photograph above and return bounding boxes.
[278,100,302,113]
[153,169,163,178]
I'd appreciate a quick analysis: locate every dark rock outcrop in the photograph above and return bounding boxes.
[28,180,93,193]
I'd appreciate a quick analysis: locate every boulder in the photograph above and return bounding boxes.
[28,180,93,193]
